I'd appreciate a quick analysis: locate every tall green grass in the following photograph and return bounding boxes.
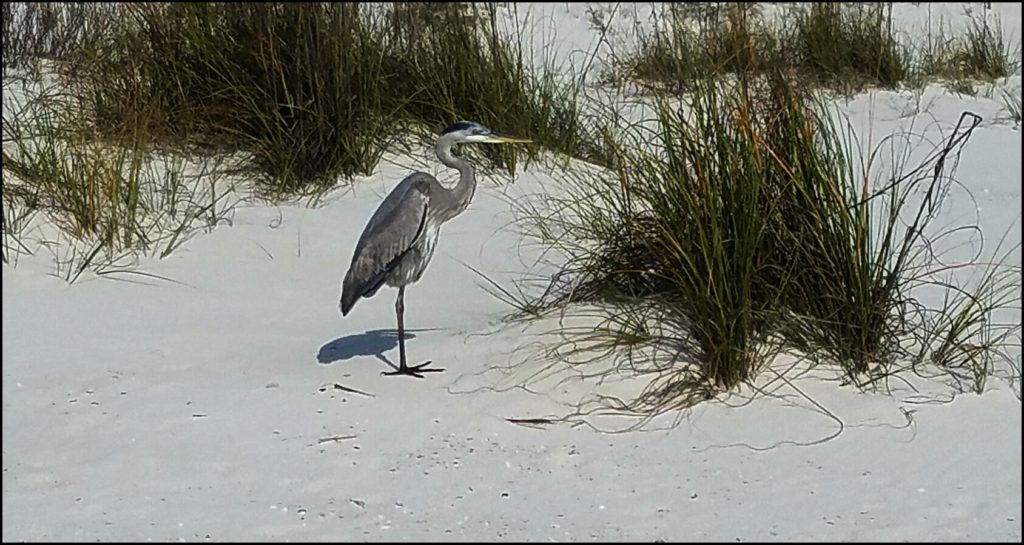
[503,73,1007,415]
[2,81,235,281]
[794,3,909,90]
[1,2,116,73]
[3,2,607,272]
[385,3,605,172]
[956,11,1019,80]
[66,3,399,197]
[612,3,1016,95]
[917,224,1023,394]
[54,2,603,196]
[915,10,1021,93]
[754,81,987,382]
[507,76,801,405]
[621,3,784,94]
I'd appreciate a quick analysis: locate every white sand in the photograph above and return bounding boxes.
[3,3,1021,541]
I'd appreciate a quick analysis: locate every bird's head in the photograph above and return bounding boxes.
[439,121,532,145]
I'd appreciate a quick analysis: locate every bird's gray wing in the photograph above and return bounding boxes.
[340,172,434,315]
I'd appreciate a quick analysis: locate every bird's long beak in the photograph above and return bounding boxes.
[483,133,532,144]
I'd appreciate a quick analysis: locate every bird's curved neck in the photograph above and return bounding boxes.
[435,138,476,223]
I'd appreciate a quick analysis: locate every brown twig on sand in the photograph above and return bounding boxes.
[318,435,357,444]
[505,417,557,427]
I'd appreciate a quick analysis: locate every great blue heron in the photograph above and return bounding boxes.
[339,121,531,378]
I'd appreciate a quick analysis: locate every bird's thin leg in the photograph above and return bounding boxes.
[382,287,444,378]
[397,286,408,371]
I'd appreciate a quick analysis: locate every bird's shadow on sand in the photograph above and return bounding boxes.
[317,328,436,368]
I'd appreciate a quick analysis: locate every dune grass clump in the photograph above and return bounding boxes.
[385,2,607,172]
[51,2,603,197]
[955,11,1020,81]
[504,72,1008,415]
[509,76,802,403]
[3,2,606,270]
[615,3,909,94]
[619,3,784,94]
[752,75,944,381]
[65,3,398,197]
[915,10,1021,94]
[925,238,1022,394]
[2,83,234,280]
[1,2,116,74]
[613,3,1019,96]
[793,3,909,90]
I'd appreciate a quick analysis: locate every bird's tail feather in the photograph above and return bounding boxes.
[339,284,358,316]
[339,272,359,316]
[340,262,390,316]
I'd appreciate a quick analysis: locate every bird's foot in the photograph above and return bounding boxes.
[381,361,446,379]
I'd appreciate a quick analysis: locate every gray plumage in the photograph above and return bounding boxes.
[338,121,530,378]
[338,172,443,314]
